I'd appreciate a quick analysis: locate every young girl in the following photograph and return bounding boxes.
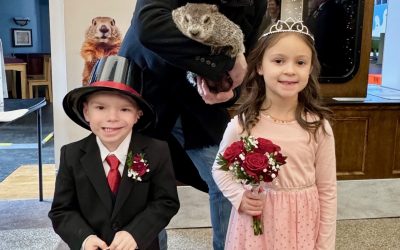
[212,20,337,250]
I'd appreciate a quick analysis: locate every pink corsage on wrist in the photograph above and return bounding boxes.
[126,151,149,181]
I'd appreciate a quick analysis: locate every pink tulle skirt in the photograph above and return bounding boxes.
[225,185,320,250]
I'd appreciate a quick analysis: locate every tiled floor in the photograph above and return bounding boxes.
[0,103,54,181]
[0,198,399,249]
[0,199,213,250]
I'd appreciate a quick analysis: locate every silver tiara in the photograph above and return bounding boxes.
[260,18,314,41]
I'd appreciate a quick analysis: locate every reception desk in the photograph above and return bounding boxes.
[327,85,400,180]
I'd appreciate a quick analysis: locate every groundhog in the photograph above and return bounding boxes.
[172,3,245,57]
[80,17,122,86]
[172,3,244,93]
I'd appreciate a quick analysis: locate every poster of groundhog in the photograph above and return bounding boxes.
[52,0,135,165]
[80,16,122,86]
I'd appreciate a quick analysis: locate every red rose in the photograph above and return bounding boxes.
[132,154,148,176]
[275,153,287,165]
[243,152,268,181]
[261,166,279,182]
[255,138,280,154]
[223,141,244,163]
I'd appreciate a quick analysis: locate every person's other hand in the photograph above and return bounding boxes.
[228,53,247,89]
[238,189,266,216]
[197,77,234,105]
[108,231,137,250]
[84,235,108,250]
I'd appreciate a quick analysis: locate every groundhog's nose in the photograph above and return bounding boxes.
[190,30,199,37]
[99,25,110,34]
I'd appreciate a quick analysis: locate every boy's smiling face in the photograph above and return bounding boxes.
[83,91,142,152]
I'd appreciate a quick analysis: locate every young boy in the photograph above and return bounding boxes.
[49,55,180,250]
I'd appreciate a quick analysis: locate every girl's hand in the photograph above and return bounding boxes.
[196,77,234,104]
[239,190,266,216]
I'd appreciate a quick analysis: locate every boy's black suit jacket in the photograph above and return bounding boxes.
[49,133,180,250]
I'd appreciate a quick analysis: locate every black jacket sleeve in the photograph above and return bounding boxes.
[48,146,95,250]
[130,0,236,81]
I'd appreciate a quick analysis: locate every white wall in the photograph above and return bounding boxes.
[381,0,400,90]
[49,0,136,167]
[0,40,5,109]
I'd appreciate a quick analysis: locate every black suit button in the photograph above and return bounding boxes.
[112,222,120,231]
[211,63,216,67]
[200,57,205,62]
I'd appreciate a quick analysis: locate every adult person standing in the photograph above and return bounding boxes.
[257,0,281,38]
[267,0,281,24]
[118,1,266,249]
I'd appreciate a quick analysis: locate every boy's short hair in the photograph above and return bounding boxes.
[63,55,155,131]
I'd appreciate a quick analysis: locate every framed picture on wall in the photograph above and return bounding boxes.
[12,29,32,47]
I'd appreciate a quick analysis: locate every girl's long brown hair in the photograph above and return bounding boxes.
[237,32,332,138]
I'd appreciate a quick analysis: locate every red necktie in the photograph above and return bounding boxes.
[106,154,121,195]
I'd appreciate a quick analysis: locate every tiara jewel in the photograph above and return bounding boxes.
[260,18,314,41]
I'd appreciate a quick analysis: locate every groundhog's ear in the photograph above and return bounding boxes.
[209,4,219,12]
[111,19,115,26]
[91,18,96,26]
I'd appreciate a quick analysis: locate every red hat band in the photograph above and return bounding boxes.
[90,81,141,96]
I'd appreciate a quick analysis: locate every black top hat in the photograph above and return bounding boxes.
[63,55,155,131]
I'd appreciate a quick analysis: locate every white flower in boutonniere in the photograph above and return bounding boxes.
[126,151,150,181]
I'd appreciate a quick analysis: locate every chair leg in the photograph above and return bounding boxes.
[9,71,18,98]
[48,84,53,103]
[45,87,49,101]
[29,84,34,98]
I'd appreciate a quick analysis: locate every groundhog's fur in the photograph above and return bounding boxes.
[172,3,245,57]
[172,3,244,93]
[80,17,122,86]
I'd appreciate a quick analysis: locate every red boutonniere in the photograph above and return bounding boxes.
[126,151,149,181]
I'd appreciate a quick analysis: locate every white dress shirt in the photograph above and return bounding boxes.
[96,130,132,177]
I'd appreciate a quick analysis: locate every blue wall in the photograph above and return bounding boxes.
[0,0,50,56]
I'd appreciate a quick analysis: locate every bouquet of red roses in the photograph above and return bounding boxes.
[217,135,287,235]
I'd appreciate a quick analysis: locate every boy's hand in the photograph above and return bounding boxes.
[108,231,137,250]
[239,189,266,216]
[84,235,108,250]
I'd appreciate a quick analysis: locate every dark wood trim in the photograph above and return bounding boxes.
[330,104,400,180]
[320,0,373,97]
[393,116,400,174]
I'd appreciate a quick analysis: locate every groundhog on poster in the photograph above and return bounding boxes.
[80,17,122,86]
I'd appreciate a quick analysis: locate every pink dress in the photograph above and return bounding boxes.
[212,115,337,250]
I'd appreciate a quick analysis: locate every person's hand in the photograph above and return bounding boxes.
[197,76,234,105]
[228,53,247,89]
[108,231,137,250]
[238,189,266,216]
[84,235,108,250]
